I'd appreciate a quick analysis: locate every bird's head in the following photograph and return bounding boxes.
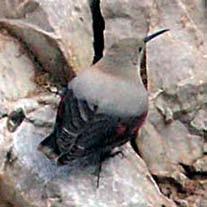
[100,29,169,85]
[107,29,169,66]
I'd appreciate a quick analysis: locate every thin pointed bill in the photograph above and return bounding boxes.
[144,29,169,43]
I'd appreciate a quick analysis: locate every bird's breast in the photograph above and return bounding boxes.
[69,69,148,118]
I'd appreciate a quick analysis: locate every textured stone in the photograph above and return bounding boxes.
[0,118,174,207]
[1,0,207,206]
[0,0,94,84]
[138,112,204,174]
[130,0,207,205]
[190,108,207,136]
[147,0,207,92]
[0,31,36,102]
[101,0,207,205]
[101,0,152,49]
[193,156,207,172]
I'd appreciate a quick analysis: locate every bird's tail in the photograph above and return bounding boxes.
[38,133,60,160]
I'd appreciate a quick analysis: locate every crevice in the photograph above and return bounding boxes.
[140,49,148,90]
[152,175,187,197]
[89,0,105,64]
[152,164,207,206]
[180,163,207,180]
[0,113,8,119]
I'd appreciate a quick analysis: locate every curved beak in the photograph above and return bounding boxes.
[144,29,169,43]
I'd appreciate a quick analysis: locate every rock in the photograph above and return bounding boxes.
[0,31,36,102]
[138,111,203,175]
[0,0,94,85]
[131,0,207,205]
[1,0,207,206]
[190,108,207,136]
[193,156,207,172]
[147,0,207,92]
[101,0,152,48]
[136,0,207,179]
[0,118,175,207]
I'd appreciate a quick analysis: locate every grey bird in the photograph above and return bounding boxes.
[38,29,169,186]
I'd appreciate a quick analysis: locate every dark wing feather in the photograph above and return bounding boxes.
[76,114,118,151]
[55,89,97,153]
[43,89,124,162]
[57,113,119,164]
[39,88,133,164]
[39,89,119,160]
[56,89,121,161]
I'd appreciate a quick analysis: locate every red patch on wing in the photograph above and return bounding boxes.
[131,112,148,134]
[116,124,127,136]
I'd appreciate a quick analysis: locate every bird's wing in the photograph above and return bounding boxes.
[56,88,124,159]
[57,113,122,165]
[39,88,124,162]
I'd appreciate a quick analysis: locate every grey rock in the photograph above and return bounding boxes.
[138,113,203,174]
[192,156,207,172]
[129,0,207,205]
[0,31,36,101]
[137,0,207,176]
[0,119,175,207]
[0,0,94,85]
[190,108,207,136]
[101,0,152,48]
[147,0,207,91]
[1,0,207,206]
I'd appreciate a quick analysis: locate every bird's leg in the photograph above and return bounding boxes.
[95,160,102,188]
[92,153,104,188]
[92,151,111,188]
[100,147,126,160]
[92,149,126,188]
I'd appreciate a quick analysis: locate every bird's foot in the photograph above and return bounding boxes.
[92,150,125,188]
[92,161,102,188]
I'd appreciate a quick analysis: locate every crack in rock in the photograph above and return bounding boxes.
[89,0,105,64]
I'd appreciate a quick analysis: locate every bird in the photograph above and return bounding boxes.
[38,29,169,186]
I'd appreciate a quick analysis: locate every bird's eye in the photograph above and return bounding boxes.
[138,47,142,52]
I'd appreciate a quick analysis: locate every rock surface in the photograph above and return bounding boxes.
[0,0,207,206]
[101,0,207,206]
[101,0,152,49]
[0,117,174,206]
[0,0,94,85]
[0,1,175,207]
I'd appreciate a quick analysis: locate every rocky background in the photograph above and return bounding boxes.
[0,0,206,206]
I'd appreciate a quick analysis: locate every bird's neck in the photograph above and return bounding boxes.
[98,54,140,82]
